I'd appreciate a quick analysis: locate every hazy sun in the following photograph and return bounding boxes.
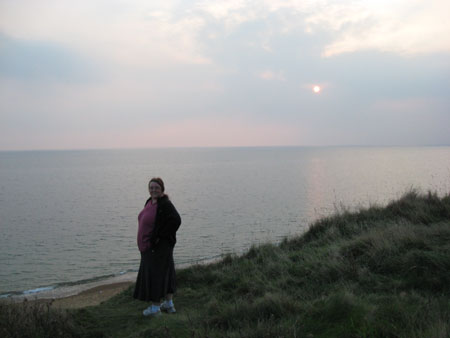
[313,85,321,93]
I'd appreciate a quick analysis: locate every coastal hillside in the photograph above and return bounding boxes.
[2,191,449,337]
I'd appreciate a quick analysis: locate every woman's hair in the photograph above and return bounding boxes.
[149,177,165,193]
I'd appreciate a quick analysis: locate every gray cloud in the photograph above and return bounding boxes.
[0,1,449,150]
[0,33,101,83]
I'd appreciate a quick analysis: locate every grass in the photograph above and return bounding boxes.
[0,299,80,338]
[1,190,449,337]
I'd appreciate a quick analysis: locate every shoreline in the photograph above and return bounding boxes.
[2,281,135,309]
[46,281,134,309]
[2,256,225,309]
[2,272,137,309]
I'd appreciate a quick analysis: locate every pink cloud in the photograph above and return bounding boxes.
[132,117,301,147]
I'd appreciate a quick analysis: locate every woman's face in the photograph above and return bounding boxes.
[149,181,163,199]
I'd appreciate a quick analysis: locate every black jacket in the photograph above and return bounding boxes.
[145,195,181,247]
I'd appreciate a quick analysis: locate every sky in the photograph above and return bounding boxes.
[1,0,449,150]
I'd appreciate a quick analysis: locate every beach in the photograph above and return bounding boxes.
[1,272,138,310]
[2,259,220,310]
[48,282,133,309]
[48,281,133,309]
[1,281,134,310]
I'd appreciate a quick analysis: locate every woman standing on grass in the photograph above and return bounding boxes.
[133,177,181,317]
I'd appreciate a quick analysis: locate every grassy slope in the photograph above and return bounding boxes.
[2,191,449,337]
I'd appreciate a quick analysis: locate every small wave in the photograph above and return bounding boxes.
[57,270,137,286]
[22,286,55,295]
[118,268,137,276]
[57,274,115,287]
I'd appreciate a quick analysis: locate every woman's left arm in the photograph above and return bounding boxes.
[161,202,181,235]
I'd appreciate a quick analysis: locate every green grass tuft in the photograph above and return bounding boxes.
[0,299,81,338]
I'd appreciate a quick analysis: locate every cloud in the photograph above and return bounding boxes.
[0,113,303,150]
[306,0,450,57]
[2,0,448,73]
[134,116,302,147]
[0,33,99,82]
[0,1,210,68]
[258,70,285,81]
[196,0,450,58]
[139,10,211,66]
[197,0,248,20]
[0,1,449,150]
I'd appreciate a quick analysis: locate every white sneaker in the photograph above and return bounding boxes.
[160,301,176,314]
[143,306,161,317]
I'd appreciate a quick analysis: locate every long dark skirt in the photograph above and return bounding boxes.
[133,240,176,303]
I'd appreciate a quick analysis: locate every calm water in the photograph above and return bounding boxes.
[1,147,449,295]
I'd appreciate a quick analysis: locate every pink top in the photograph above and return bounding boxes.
[137,201,158,252]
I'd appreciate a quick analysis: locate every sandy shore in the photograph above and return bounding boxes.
[2,281,135,310]
[3,258,219,310]
[47,281,134,309]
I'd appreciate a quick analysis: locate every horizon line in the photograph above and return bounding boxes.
[1,144,450,153]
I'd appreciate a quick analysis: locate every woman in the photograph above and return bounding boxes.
[133,177,181,317]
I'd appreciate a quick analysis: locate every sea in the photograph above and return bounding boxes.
[1,146,449,298]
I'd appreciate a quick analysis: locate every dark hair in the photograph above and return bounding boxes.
[149,177,165,193]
